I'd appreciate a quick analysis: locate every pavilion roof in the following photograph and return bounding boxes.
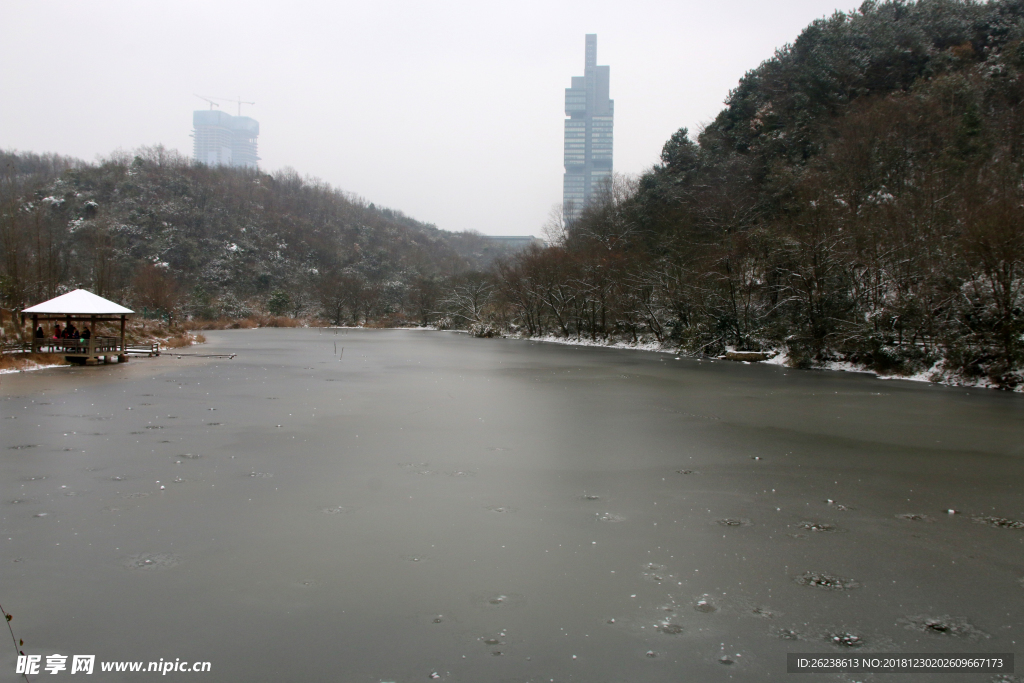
[23,289,134,315]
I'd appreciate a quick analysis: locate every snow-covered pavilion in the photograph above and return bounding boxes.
[22,289,134,363]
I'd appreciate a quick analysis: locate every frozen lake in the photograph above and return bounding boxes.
[2,328,1023,681]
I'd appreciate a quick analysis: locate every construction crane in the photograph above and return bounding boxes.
[194,94,221,110]
[217,96,255,116]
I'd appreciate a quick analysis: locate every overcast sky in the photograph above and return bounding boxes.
[1,0,855,236]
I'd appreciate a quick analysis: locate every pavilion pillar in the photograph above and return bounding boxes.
[120,315,126,352]
[31,314,38,353]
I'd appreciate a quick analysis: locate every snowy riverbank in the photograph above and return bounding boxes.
[502,332,1022,392]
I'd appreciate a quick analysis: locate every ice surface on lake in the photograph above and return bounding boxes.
[2,328,1022,682]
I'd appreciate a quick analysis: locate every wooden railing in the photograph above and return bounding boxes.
[31,336,123,355]
[2,339,161,357]
[1,341,31,354]
[125,342,161,356]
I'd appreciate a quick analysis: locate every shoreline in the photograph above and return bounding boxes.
[6,323,1018,393]
[496,331,1021,393]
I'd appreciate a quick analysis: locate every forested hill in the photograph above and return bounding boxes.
[648,0,1024,214]
[0,148,508,322]
[706,0,1024,159]
[498,0,1024,389]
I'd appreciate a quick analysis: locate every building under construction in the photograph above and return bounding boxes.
[192,110,260,169]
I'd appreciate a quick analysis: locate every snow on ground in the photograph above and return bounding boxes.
[492,332,1021,392]
[817,359,882,376]
[0,362,67,375]
[524,333,669,354]
[874,360,943,385]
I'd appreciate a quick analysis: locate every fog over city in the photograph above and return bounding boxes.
[2,0,856,235]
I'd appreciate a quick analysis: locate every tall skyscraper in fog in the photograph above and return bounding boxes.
[192,110,260,169]
[563,34,613,219]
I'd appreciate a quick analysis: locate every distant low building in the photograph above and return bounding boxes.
[486,236,546,250]
[449,234,546,269]
[192,110,260,168]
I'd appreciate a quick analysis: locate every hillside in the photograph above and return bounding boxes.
[0,148,477,324]
[493,0,1024,389]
